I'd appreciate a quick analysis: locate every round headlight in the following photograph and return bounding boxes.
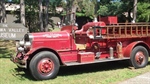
[18,47,24,52]
[24,42,31,49]
[19,40,25,46]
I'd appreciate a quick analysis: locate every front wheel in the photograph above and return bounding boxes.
[29,51,60,80]
[130,46,148,69]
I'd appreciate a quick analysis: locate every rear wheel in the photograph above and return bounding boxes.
[29,51,60,80]
[130,46,148,69]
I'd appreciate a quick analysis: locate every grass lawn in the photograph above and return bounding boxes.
[1,41,150,84]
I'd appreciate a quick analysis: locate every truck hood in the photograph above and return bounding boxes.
[30,31,70,41]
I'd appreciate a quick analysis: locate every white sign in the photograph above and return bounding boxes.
[0,23,28,40]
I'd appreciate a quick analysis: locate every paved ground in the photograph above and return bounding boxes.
[119,72,150,84]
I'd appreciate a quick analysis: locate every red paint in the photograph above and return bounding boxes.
[101,16,118,24]
[12,20,150,68]
[31,31,72,50]
[123,41,142,57]
[77,52,95,63]
[135,51,145,65]
[75,21,106,34]
[38,58,54,74]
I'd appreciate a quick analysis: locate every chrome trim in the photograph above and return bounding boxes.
[28,33,33,42]
[19,40,25,46]
[24,42,31,48]
[18,47,24,52]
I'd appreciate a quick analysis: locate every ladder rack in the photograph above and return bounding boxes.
[93,23,150,39]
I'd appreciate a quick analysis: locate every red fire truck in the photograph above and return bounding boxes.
[11,16,150,80]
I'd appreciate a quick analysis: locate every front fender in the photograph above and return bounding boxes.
[26,47,63,64]
[123,41,149,57]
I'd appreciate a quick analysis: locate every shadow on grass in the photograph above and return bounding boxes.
[148,61,150,64]
[12,60,150,81]
[11,68,35,81]
[0,47,12,58]
[13,60,130,81]
[58,60,130,76]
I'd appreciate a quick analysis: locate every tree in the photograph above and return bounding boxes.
[137,2,150,22]
[24,0,39,32]
[5,0,63,32]
[20,0,25,25]
[97,2,124,16]
[49,0,62,14]
[132,0,137,23]
[65,0,78,25]
[39,0,62,32]
[62,0,96,23]
[38,0,44,32]
[0,0,6,23]
[43,0,49,31]
[97,0,137,22]
[80,0,95,18]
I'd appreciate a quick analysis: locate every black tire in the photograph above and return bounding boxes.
[130,46,148,69]
[29,51,60,80]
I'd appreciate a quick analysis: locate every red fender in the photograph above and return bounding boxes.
[26,47,63,62]
[123,41,148,57]
[26,47,52,55]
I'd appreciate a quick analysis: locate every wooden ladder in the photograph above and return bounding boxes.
[93,23,150,39]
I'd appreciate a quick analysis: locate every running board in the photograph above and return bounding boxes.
[64,57,130,66]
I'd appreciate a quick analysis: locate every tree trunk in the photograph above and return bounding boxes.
[0,1,2,23]
[20,0,25,25]
[65,0,77,25]
[70,4,77,25]
[39,0,44,32]
[132,0,137,23]
[65,0,71,25]
[44,0,49,32]
[0,0,6,23]
[127,1,133,23]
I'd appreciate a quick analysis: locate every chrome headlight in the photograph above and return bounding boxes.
[24,41,31,49]
[24,33,33,49]
[17,33,33,52]
[19,40,25,46]
[18,47,24,52]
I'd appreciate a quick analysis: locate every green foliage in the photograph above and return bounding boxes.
[11,0,62,32]
[1,49,150,84]
[76,12,86,17]
[138,0,150,2]
[75,0,96,19]
[24,0,40,32]
[6,0,150,32]
[5,0,19,3]
[137,2,150,22]
[49,0,62,13]
[99,0,111,4]
[97,5,108,16]
[97,2,124,16]
[75,0,127,19]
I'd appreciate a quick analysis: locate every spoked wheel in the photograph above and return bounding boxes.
[38,58,54,76]
[130,46,148,69]
[29,51,60,80]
